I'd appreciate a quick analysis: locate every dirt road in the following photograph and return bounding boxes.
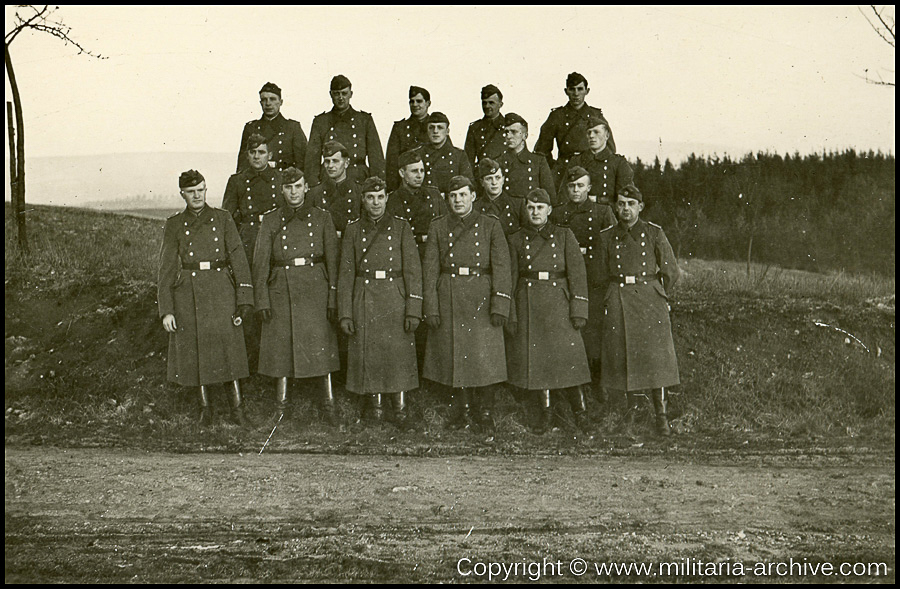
[4,447,895,582]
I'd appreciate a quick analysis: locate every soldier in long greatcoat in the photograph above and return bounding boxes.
[422,176,512,430]
[387,149,448,255]
[414,112,474,196]
[158,170,254,426]
[236,82,308,173]
[306,75,385,186]
[596,184,680,436]
[472,158,522,237]
[550,166,617,403]
[534,72,618,189]
[306,141,362,239]
[253,167,341,422]
[506,188,592,433]
[338,177,423,426]
[223,134,283,372]
[566,116,633,207]
[464,84,507,172]
[385,86,431,192]
[496,113,557,204]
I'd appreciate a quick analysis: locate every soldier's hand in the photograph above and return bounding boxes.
[327,307,338,324]
[505,321,517,336]
[490,313,507,328]
[258,308,272,323]
[570,317,587,331]
[425,315,441,330]
[340,318,356,336]
[404,316,421,333]
[238,305,254,321]
[162,314,177,333]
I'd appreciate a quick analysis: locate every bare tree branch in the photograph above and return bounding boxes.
[858,5,895,87]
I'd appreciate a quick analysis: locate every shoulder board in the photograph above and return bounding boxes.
[599,225,615,233]
[166,210,181,219]
[468,120,478,127]
[432,213,448,222]
[262,208,280,218]
[394,214,409,222]
[207,205,226,213]
[648,221,663,229]
[551,106,563,112]
[359,109,372,117]
[347,217,359,224]
[484,211,500,221]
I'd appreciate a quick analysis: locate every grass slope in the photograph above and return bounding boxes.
[5,204,895,453]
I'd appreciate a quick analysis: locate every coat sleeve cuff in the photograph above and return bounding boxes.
[491,291,511,317]
[570,295,589,319]
[405,293,423,318]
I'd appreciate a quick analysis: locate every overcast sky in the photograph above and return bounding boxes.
[4,5,896,164]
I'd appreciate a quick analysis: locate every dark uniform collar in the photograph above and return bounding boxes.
[511,146,532,163]
[590,146,613,161]
[483,113,505,128]
[449,208,480,229]
[565,101,592,115]
[244,164,275,180]
[569,198,593,213]
[362,212,391,230]
[330,105,357,119]
[282,199,314,221]
[524,221,555,240]
[183,204,207,218]
[261,112,286,124]
[615,218,647,239]
[425,138,454,153]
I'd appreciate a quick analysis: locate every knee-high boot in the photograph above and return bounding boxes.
[652,388,671,437]
[199,385,212,426]
[230,380,249,427]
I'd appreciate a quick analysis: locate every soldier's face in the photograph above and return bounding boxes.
[400,161,425,189]
[363,190,388,219]
[616,195,644,225]
[323,152,350,180]
[259,92,282,117]
[248,144,271,171]
[567,175,591,204]
[330,87,352,111]
[565,83,589,108]
[481,94,503,119]
[448,186,475,217]
[428,123,449,146]
[503,123,527,151]
[409,93,430,119]
[587,124,610,152]
[180,182,207,212]
[480,169,504,198]
[526,201,552,227]
[282,178,308,208]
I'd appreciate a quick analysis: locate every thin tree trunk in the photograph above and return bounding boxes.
[7,101,16,217]
[5,46,28,254]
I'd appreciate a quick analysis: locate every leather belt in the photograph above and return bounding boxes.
[616,275,652,286]
[273,255,324,268]
[182,260,228,271]
[520,270,567,280]
[441,266,491,277]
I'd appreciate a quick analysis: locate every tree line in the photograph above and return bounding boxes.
[632,148,895,277]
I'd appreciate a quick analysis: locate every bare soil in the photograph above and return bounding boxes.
[5,447,894,583]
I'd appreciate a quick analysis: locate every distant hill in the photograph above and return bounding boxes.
[4,142,739,211]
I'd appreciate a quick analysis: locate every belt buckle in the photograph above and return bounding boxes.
[336,231,342,239]
[199,261,211,270]
[375,270,386,280]
[421,235,428,242]
[259,214,265,222]
[294,258,306,266]
[538,271,549,280]
[458,267,470,276]
[579,247,587,255]
[625,275,636,284]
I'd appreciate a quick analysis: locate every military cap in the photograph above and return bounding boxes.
[618,184,643,203]
[566,72,588,88]
[409,85,430,101]
[330,74,351,91]
[259,82,282,97]
[566,166,591,183]
[526,188,552,205]
[282,167,305,185]
[585,114,610,131]
[428,111,450,125]
[398,149,423,169]
[246,133,268,151]
[322,140,349,158]
[481,84,502,100]
[360,176,387,195]
[504,112,528,130]
[179,169,205,189]
[447,175,475,193]
[476,157,501,179]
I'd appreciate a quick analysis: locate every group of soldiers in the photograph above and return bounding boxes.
[157,72,681,436]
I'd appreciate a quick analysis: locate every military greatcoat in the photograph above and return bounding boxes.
[385,115,429,192]
[413,140,474,196]
[158,205,253,387]
[338,214,423,394]
[464,114,507,171]
[596,219,680,391]
[534,103,617,187]
[222,166,283,266]
[422,210,512,388]
[307,177,362,238]
[473,190,523,237]
[252,202,341,378]
[236,113,308,173]
[567,147,634,206]
[506,223,591,390]
[386,184,448,257]
[306,106,385,186]
[550,200,617,360]
[496,148,558,204]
